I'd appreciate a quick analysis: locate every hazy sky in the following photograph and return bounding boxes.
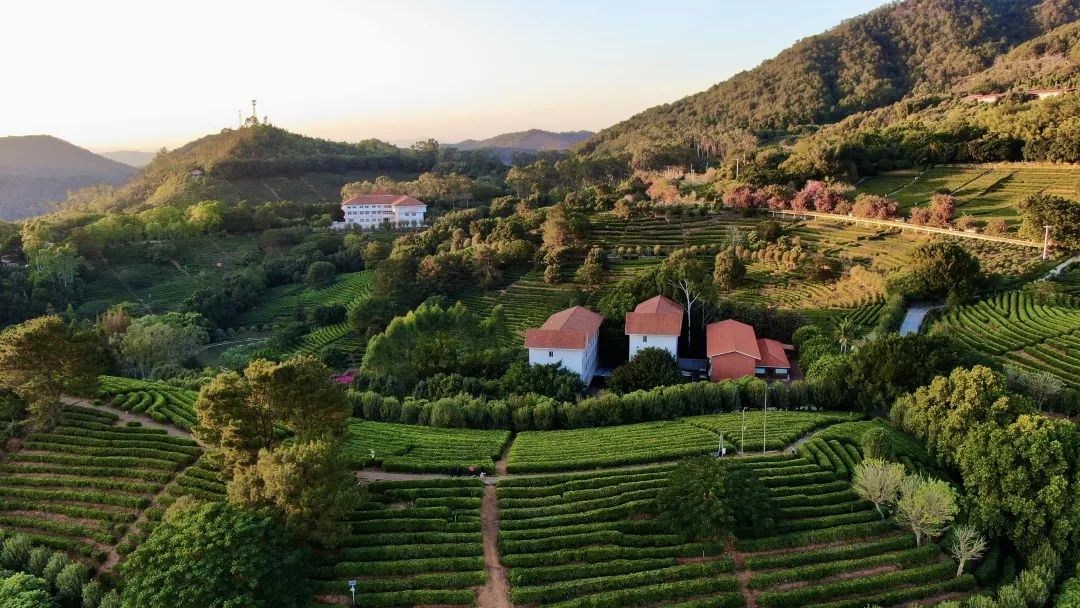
[1,0,889,151]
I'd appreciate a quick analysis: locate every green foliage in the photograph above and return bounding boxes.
[894,365,1080,556]
[497,361,586,403]
[119,312,209,379]
[345,419,510,473]
[120,499,311,608]
[0,572,56,608]
[861,427,892,460]
[362,301,514,387]
[658,457,773,538]
[608,347,682,395]
[713,248,746,291]
[892,240,983,300]
[1020,193,1080,250]
[304,260,336,288]
[0,316,107,429]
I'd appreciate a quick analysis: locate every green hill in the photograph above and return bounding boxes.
[577,0,1079,169]
[67,125,421,213]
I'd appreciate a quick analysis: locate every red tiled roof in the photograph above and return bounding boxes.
[524,306,604,350]
[963,93,1005,100]
[1027,88,1074,94]
[625,295,684,336]
[756,338,791,369]
[342,193,426,208]
[706,320,761,359]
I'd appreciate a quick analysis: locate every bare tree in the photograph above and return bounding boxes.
[948,525,987,578]
[852,458,905,518]
[1005,366,1065,412]
[894,475,958,546]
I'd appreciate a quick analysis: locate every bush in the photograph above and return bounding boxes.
[861,427,892,459]
[1,534,32,570]
[305,261,337,288]
[608,348,682,394]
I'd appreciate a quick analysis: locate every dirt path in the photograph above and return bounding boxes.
[724,538,756,608]
[61,396,196,441]
[476,485,513,608]
[494,437,512,477]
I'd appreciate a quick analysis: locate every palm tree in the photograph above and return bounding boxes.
[834,317,857,354]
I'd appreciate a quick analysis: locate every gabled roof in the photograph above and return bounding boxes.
[625,295,684,336]
[342,191,426,208]
[705,320,761,359]
[524,306,604,350]
[756,338,791,369]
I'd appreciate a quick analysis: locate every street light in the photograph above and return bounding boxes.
[348,580,357,606]
[740,407,746,455]
[762,383,768,454]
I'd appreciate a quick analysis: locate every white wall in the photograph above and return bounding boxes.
[628,334,678,359]
[529,341,597,383]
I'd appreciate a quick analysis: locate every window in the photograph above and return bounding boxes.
[548,351,553,357]
[642,335,648,343]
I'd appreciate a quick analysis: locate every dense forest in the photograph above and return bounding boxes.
[578,0,1080,172]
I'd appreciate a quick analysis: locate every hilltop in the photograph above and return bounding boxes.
[578,0,1080,168]
[454,129,593,152]
[99,150,157,168]
[67,124,421,213]
[0,135,135,220]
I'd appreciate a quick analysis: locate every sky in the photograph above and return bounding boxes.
[0,0,890,152]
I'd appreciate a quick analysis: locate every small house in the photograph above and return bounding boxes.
[524,306,604,382]
[624,295,683,359]
[705,320,792,381]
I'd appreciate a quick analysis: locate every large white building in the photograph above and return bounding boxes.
[624,295,683,359]
[339,192,427,229]
[524,306,604,383]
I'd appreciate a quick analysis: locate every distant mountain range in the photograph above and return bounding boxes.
[454,129,594,152]
[0,135,136,221]
[99,150,157,168]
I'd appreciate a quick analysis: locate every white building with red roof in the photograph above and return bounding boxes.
[705,319,792,381]
[524,306,604,382]
[339,191,427,229]
[624,295,683,359]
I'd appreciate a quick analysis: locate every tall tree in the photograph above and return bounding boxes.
[120,499,311,608]
[659,249,712,346]
[948,525,987,578]
[0,316,106,429]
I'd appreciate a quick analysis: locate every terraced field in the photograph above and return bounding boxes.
[497,466,741,607]
[857,164,1080,227]
[97,376,199,430]
[313,478,486,607]
[934,291,1080,386]
[732,452,973,608]
[506,421,721,473]
[77,235,260,317]
[346,420,511,474]
[589,211,767,250]
[454,268,579,337]
[236,270,375,328]
[0,405,199,562]
[684,411,854,453]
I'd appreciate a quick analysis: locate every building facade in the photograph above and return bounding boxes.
[524,306,604,382]
[339,192,427,229]
[624,295,683,359]
[706,319,792,381]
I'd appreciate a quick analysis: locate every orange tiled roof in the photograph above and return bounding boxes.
[625,295,684,336]
[706,320,762,359]
[342,193,426,208]
[756,338,791,369]
[525,306,604,350]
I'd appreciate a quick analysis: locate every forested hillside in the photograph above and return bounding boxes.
[0,136,135,221]
[578,0,1080,170]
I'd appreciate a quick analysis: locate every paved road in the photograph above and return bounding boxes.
[899,304,943,336]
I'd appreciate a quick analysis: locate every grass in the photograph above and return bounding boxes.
[0,405,199,562]
[312,478,485,606]
[345,420,511,474]
[236,270,374,328]
[455,268,580,337]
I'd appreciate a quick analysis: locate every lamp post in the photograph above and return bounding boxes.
[348,580,357,606]
[762,384,768,454]
[1043,225,1053,261]
[740,407,746,455]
